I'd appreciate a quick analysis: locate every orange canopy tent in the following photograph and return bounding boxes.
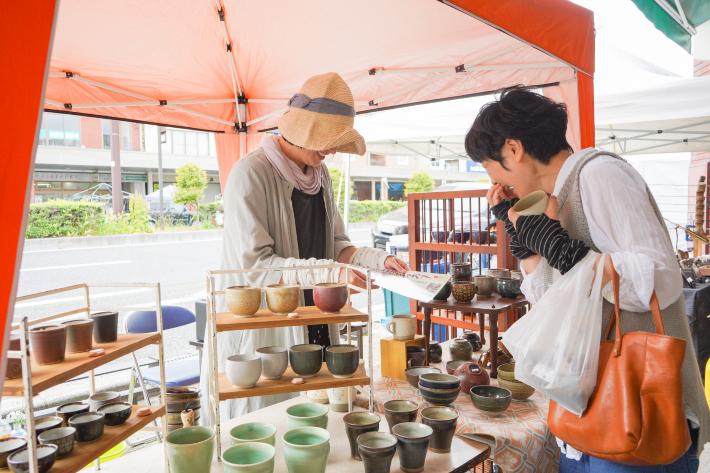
[1,0,594,381]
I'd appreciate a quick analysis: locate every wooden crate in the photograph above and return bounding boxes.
[380,335,425,381]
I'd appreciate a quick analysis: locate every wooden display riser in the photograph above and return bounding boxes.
[51,405,165,473]
[2,333,161,396]
[215,305,368,332]
[218,364,369,401]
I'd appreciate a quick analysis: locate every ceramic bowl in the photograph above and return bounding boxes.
[62,318,94,353]
[451,282,476,303]
[221,442,275,473]
[451,262,472,283]
[469,385,512,412]
[265,284,299,315]
[484,268,511,283]
[498,378,535,401]
[256,346,288,380]
[8,445,57,473]
[473,275,496,296]
[325,344,359,378]
[454,362,490,395]
[28,325,66,365]
[69,412,105,442]
[98,401,132,426]
[88,391,120,412]
[34,416,63,440]
[90,311,119,344]
[38,427,76,457]
[418,372,461,390]
[56,401,90,425]
[313,283,348,313]
[289,344,323,378]
[512,190,549,216]
[404,367,441,389]
[225,286,262,317]
[418,385,460,406]
[225,354,262,388]
[497,277,522,298]
[427,341,442,363]
[286,402,329,429]
[445,360,466,375]
[229,422,277,446]
[498,363,517,382]
[0,438,26,469]
[383,400,418,432]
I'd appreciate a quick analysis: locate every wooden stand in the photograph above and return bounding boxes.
[379,335,425,381]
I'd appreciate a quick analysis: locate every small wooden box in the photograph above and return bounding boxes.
[380,335,425,381]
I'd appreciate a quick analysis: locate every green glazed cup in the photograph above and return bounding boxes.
[166,426,214,473]
[286,403,329,429]
[230,422,276,446]
[222,442,275,473]
[283,427,330,473]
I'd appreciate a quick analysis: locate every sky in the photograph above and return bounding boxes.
[355,0,696,143]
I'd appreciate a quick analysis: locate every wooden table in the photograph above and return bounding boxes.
[420,294,528,378]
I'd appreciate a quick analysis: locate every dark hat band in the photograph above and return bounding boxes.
[287,93,355,117]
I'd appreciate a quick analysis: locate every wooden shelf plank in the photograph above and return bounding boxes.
[51,405,165,473]
[219,364,369,401]
[2,333,161,397]
[215,305,368,332]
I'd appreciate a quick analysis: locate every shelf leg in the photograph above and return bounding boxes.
[366,270,374,413]
[19,318,38,473]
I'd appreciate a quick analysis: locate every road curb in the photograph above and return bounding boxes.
[24,229,223,251]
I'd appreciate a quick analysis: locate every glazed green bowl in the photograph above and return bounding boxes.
[286,403,329,429]
[497,363,517,382]
[498,378,535,401]
[222,442,275,473]
[230,422,277,446]
[469,385,512,412]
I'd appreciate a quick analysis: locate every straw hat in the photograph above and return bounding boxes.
[278,72,366,155]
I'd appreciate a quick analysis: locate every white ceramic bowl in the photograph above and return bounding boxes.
[256,346,289,380]
[225,354,262,388]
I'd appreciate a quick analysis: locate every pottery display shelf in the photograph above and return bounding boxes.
[8,283,169,473]
[50,406,165,473]
[419,293,529,378]
[206,263,376,461]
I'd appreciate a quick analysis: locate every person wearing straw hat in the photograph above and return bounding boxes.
[201,72,408,421]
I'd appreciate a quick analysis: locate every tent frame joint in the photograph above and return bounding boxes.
[65,71,74,78]
[234,122,247,133]
[159,100,167,106]
[237,94,247,105]
[217,6,225,21]
[63,103,72,110]
[455,64,465,73]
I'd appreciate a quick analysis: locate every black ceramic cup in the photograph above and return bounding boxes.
[382,400,418,433]
[343,411,380,460]
[69,412,105,442]
[420,406,459,453]
[90,311,118,343]
[392,422,433,473]
[357,432,397,473]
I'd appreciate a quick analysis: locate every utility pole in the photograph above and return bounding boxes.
[110,120,122,214]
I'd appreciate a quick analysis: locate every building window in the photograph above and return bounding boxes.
[397,156,409,166]
[370,154,386,166]
[354,181,372,200]
[197,133,209,156]
[120,122,132,150]
[172,130,186,155]
[40,113,80,147]
[388,182,405,201]
[186,132,198,156]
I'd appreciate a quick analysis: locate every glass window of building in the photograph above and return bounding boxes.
[172,130,186,155]
[102,119,111,149]
[120,122,132,150]
[40,113,80,147]
[197,133,209,156]
[370,154,386,166]
[186,132,198,156]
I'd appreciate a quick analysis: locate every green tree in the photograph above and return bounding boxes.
[174,163,208,211]
[328,166,354,213]
[405,171,434,196]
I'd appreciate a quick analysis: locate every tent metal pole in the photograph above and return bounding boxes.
[369,61,560,76]
[246,108,287,127]
[110,120,122,215]
[625,132,710,154]
[157,126,165,229]
[344,154,351,232]
[654,0,696,35]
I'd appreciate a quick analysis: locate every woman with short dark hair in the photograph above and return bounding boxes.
[466,86,708,472]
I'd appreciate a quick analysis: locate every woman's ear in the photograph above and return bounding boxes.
[506,139,525,163]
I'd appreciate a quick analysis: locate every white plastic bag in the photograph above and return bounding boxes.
[502,252,604,415]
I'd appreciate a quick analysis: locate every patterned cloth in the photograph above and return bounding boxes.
[373,370,560,473]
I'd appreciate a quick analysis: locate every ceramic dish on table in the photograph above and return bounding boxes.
[7,445,58,473]
[404,366,441,389]
[496,278,522,299]
[98,401,132,426]
[56,401,90,425]
[498,378,535,401]
[0,438,26,469]
[69,412,105,442]
[497,362,516,382]
[469,385,512,412]
[418,385,460,406]
[34,416,63,440]
[418,372,461,390]
[88,390,120,411]
[445,360,465,375]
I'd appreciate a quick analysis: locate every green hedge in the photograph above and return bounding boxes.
[347,200,406,223]
[26,200,105,238]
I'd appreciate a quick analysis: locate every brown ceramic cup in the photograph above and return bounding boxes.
[313,283,348,313]
[29,325,67,365]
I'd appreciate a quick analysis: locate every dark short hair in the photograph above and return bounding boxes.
[465,86,572,166]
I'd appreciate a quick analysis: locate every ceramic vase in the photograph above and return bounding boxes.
[448,338,473,361]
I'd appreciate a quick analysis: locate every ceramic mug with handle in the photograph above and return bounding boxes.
[386,314,416,341]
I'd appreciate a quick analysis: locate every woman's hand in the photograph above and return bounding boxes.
[486,183,516,207]
[384,256,409,274]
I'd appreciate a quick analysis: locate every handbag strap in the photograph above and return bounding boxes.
[602,256,665,356]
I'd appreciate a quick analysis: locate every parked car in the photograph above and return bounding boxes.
[372,182,493,253]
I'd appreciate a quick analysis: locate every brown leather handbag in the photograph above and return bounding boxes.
[548,258,690,465]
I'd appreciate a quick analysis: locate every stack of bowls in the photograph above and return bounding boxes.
[469,385,512,413]
[497,363,535,400]
[418,373,460,406]
[404,367,440,389]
